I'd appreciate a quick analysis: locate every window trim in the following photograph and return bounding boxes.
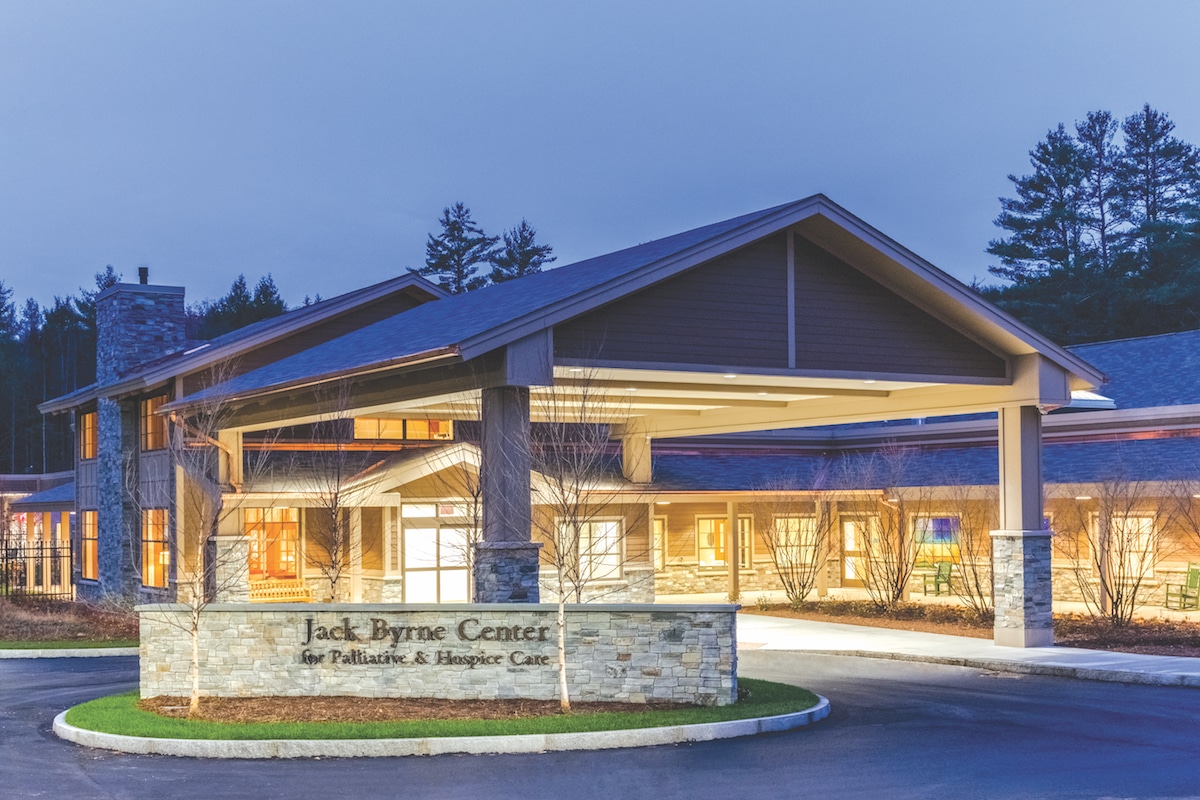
[79,410,98,461]
[79,510,99,581]
[140,394,169,452]
[140,508,169,589]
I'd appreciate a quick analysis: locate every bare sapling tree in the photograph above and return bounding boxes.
[294,380,383,602]
[529,376,650,713]
[840,445,937,610]
[937,480,998,618]
[751,472,836,608]
[1055,470,1177,625]
[127,360,278,716]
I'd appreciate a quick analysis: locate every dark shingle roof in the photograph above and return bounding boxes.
[1069,329,1200,410]
[183,201,807,401]
[650,437,1200,492]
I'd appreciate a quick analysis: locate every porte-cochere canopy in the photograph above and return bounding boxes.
[171,195,1105,647]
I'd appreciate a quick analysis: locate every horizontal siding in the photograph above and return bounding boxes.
[793,238,1007,378]
[554,234,790,367]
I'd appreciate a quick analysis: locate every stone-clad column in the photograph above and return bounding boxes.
[96,397,140,598]
[474,386,541,602]
[991,405,1053,647]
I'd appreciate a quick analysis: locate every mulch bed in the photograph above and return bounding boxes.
[139,695,693,723]
[0,597,138,642]
[747,601,1200,658]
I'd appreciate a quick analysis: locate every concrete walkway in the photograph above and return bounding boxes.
[738,613,1200,688]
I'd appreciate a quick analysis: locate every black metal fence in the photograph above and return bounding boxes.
[0,540,74,600]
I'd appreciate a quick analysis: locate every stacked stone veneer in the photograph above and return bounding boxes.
[139,603,737,705]
[992,531,1053,646]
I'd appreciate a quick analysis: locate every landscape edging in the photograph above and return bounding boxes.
[52,696,830,758]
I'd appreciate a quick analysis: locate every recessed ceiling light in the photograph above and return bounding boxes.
[757,391,769,396]
[655,500,671,506]
[568,368,583,374]
[863,379,877,384]
[1075,495,1092,501]
[723,373,737,379]
[625,387,637,393]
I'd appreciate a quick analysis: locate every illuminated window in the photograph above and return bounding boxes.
[696,516,752,568]
[914,516,960,563]
[80,511,98,581]
[353,418,454,441]
[79,411,98,460]
[140,395,168,451]
[772,516,818,567]
[246,508,299,581]
[556,519,623,582]
[141,509,169,588]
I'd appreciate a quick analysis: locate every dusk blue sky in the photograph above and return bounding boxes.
[4,1,1200,309]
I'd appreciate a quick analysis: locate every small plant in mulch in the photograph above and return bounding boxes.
[1054,614,1200,657]
[0,597,139,643]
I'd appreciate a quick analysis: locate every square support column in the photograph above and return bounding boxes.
[475,385,541,602]
[992,405,1053,647]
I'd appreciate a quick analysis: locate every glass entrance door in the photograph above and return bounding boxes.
[841,519,867,588]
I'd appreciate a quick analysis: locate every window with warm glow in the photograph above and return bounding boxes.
[79,411,98,460]
[141,509,169,588]
[696,516,752,568]
[80,510,99,581]
[246,507,299,580]
[353,418,454,441]
[140,394,168,451]
[914,516,960,564]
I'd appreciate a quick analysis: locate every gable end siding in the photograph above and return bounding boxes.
[553,234,790,368]
[792,238,1007,378]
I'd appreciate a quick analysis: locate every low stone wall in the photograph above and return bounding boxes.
[138,603,738,706]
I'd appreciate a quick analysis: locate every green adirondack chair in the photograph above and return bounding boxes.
[922,561,953,596]
[1164,564,1200,611]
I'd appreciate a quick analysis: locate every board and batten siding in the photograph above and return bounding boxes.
[554,231,1007,380]
[554,234,790,368]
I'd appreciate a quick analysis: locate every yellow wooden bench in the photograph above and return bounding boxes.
[249,578,313,603]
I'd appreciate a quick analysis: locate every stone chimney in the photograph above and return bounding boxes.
[95,272,186,385]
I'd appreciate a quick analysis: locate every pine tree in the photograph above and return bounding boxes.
[252,274,287,317]
[420,203,498,294]
[489,220,556,283]
[987,124,1088,284]
[1117,105,1199,278]
[1075,110,1123,277]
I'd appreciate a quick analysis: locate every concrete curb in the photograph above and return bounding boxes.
[0,647,139,659]
[52,696,830,759]
[756,648,1200,688]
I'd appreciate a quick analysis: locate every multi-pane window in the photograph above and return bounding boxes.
[578,520,623,582]
[914,516,960,563]
[140,395,168,451]
[696,516,752,568]
[79,411,98,460]
[80,510,99,581]
[353,418,454,441]
[246,508,300,580]
[397,503,471,603]
[141,509,169,588]
[772,516,818,566]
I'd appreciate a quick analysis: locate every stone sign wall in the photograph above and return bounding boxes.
[138,603,738,706]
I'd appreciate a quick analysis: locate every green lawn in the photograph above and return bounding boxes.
[64,679,817,740]
[0,639,138,650]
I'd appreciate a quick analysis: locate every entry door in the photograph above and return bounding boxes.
[841,519,866,588]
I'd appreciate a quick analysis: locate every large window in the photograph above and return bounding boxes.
[772,515,818,566]
[80,510,98,581]
[140,394,168,451]
[79,411,97,460]
[246,508,299,580]
[353,418,454,441]
[696,516,752,568]
[576,519,623,582]
[914,516,960,564]
[141,509,169,588]
[397,503,470,603]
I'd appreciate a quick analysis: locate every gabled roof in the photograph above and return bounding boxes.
[184,195,1105,406]
[40,271,447,415]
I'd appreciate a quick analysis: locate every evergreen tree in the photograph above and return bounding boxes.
[1116,105,1199,279]
[1075,110,1123,277]
[193,274,288,339]
[252,274,287,317]
[489,219,556,283]
[420,203,498,294]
